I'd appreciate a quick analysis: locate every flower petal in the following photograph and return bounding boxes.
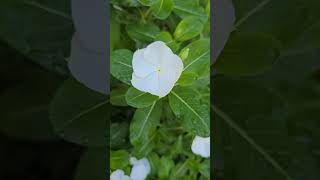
[191,136,210,158]
[132,48,157,78]
[110,169,130,180]
[130,157,151,180]
[131,72,160,96]
[144,41,173,66]
[160,53,183,83]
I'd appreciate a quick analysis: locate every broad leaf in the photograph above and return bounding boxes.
[130,101,162,145]
[50,77,108,146]
[110,49,133,85]
[126,23,160,42]
[151,0,174,20]
[110,150,130,170]
[182,39,210,76]
[169,87,209,136]
[125,87,159,108]
[173,0,208,23]
[174,16,204,42]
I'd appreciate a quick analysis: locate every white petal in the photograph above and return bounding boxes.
[144,41,173,66]
[157,54,183,97]
[191,136,210,158]
[132,49,157,78]
[110,169,131,180]
[130,157,151,180]
[131,72,160,96]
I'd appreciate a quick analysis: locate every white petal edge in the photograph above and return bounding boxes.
[191,136,210,158]
[130,157,151,180]
[131,72,160,96]
[143,41,173,66]
[132,48,157,78]
[110,169,131,180]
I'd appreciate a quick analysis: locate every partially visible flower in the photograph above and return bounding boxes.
[130,157,151,180]
[131,41,183,97]
[110,169,131,180]
[191,136,210,158]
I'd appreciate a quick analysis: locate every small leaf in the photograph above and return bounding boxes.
[126,23,160,42]
[130,101,162,145]
[110,150,130,170]
[110,122,129,148]
[174,16,204,42]
[110,49,133,85]
[151,0,174,20]
[169,87,209,136]
[125,87,159,108]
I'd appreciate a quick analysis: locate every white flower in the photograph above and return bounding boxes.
[131,41,183,97]
[130,157,151,180]
[110,169,131,180]
[191,136,210,158]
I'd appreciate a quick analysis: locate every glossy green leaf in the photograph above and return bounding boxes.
[174,16,204,42]
[110,49,133,85]
[138,0,156,6]
[158,156,175,178]
[50,77,108,146]
[130,101,162,145]
[151,0,174,20]
[169,87,209,136]
[182,39,210,76]
[125,87,159,108]
[110,150,130,170]
[126,23,160,42]
[173,0,208,23]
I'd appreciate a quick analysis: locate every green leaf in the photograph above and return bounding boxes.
[0,0,72,75]
[151,0,174,20]
[110,150,130,170]
[182,39,210,76]
[174,16,204,42]
[155,31,180,52]
[176,72,198,86]
[147,153,160,176]
[50,77,108,146]
[130,101,162,145]
[138,0,156,6]
[110,49,133,85]
[74,148,107,180]
[158,156,175,178]
[110,86,128,106]
[173,0,208,23]
[110,122,129,148]
[126,23,160,42]
[125,87,159,108]
[169,87,209,136]
[214,33,281,76]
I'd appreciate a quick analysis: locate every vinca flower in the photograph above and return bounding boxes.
[110,169,130,180]
[191,136,210,158]
[130,157,151,180]
[131,41,183,97]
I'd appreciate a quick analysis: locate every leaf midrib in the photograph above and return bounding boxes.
[171,91,208,130]
[136,102,157,140]
[183,50,209,71]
